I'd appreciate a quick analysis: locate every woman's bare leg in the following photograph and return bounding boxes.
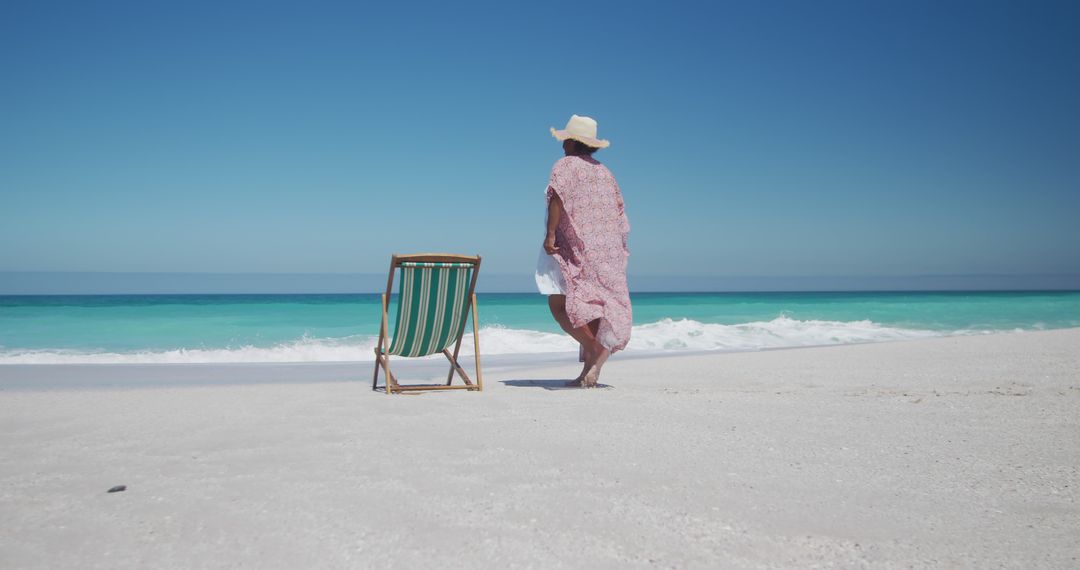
[583,319,610,388]
[548,295,599,384]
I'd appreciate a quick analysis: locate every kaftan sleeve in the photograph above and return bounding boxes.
[615,182,630,249]
[546,158,571,204]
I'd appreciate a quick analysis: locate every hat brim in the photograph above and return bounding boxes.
[550,127,610,149]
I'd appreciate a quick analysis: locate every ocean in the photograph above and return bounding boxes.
[1,291,1079,364]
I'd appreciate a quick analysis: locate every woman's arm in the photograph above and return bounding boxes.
[543,189,563,254]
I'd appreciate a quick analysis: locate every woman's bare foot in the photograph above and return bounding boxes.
[583,343,610,388]
[567,342,597,387]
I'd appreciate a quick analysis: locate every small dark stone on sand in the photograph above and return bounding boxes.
[107,485,127,493]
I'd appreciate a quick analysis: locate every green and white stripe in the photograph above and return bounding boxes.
[386,263,473,357]
[397,262,473,269]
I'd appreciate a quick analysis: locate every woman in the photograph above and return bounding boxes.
[536,114,631,388]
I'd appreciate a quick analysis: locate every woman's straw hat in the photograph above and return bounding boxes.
[550,114,610,149]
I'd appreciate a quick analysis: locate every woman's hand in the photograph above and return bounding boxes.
[543,232,559,255]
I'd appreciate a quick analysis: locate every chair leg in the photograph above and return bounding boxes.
[442,349,474,386]
[372,354,381,390]
[381,355,394,395]
[472,294,483,391]
[377,293,392,394]
[445,344,461,386]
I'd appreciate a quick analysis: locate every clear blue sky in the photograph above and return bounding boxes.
[2,1,1078,290]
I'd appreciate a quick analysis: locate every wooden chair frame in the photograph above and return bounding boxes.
[372,253,483,394]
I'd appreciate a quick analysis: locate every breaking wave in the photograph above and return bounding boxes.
[0,317,954,365]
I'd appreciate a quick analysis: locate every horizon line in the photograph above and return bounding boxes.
[4,270,1079,278]
[3,289,1080,297]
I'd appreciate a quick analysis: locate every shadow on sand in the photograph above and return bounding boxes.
[501,379,613,391]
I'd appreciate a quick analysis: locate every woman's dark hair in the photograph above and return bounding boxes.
[567,139,600,156]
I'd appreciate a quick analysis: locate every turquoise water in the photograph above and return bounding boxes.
[1,291,1078,363]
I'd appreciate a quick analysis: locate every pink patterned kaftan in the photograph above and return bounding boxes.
[546,155,632,352]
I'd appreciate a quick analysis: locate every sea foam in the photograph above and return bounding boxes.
[0,317,946,365]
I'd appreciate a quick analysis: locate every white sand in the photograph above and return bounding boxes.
[1,330,1078,569]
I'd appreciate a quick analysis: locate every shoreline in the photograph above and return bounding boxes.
[2,327,1077,391]
[1,328,1077,567]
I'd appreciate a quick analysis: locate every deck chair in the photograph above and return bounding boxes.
[372,253,483,394]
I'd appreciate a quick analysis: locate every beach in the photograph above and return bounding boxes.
[1,329,1078,568]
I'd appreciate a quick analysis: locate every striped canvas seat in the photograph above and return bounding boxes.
[385,262,474,357]
[372,254,483,394]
